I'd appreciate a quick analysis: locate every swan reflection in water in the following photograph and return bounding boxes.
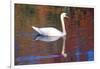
[32,33,67,57]
[33,34,63,42]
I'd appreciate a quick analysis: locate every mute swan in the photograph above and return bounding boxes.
[32,12,68,57]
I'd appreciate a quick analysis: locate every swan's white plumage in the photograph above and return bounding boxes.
[32,12,68,37]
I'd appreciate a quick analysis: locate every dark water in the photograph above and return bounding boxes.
[15,4,94,65]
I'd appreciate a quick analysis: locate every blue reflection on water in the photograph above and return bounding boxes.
[87,50,94,61]
[16,55,60,63]
[75,48,81,61]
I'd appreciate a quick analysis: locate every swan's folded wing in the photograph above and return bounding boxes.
[40,27,63,36]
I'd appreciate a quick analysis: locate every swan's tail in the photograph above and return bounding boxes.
[32,26,41,34]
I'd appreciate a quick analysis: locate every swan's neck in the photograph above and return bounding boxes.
[60,15,66,35]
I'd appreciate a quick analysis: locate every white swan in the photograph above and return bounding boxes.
[32,12,68,57]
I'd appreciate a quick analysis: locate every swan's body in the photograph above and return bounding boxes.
[32,26,66,37]
[32,12,68,57]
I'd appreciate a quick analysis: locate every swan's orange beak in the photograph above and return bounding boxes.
[65,16,69,18]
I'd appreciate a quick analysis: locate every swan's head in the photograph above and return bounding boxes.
[61,12,68,18]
